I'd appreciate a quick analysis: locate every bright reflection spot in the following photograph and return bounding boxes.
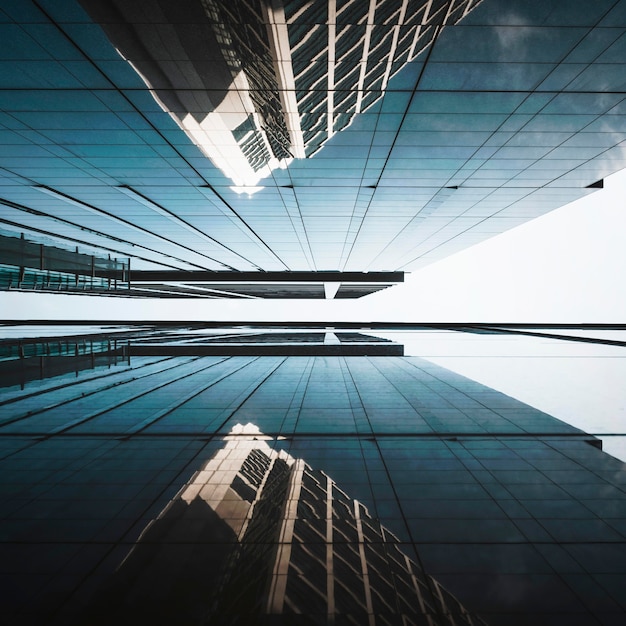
[230,185,265,196]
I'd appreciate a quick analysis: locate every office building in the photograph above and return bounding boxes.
[77,0,485,186]
[1,0,626,295]
[0,228,401,297]
[1,0,626,623]
[1,326,625,624]
[82,422,485,625]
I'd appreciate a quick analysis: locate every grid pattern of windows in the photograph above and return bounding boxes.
[1,0,626,280]
[0,230,129,293]
[1,329,625,624]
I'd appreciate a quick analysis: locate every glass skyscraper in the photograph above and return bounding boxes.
[1,326,626,624]
[2,0,626,293]
[1,0,626,624]
[76,0,484,186]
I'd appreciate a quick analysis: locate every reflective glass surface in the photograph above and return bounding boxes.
[1,325,625,625]
[1,0,626,281]
[2,1,626,621]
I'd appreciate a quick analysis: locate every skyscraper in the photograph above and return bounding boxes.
[1,1,626,624]
[81,423,485,625]
[77,0,485,187]
[1,327,624,624]
[1,0,626,294]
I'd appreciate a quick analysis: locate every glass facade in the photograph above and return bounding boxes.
[1,0,626,283]
[2,0,626,623]
[77,0,484,187]
[1,325,626,624]
[0,230,129,294]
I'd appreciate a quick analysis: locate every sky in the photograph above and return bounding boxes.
[2,166,626,323]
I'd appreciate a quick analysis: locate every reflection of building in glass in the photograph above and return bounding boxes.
[275,0,484,158]
[0,231,128,294]
[86,424,485,625]
[124,329,404,355]
[79,0,484,187]
[0,334,128,390]
[2,330,626,624]
[5,1,626,282]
